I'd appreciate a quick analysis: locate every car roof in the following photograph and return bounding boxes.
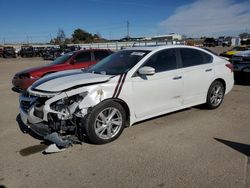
[73,48,112,53]
[125,45,206,52]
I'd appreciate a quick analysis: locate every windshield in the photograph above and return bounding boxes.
[88,50,149,75]
[51,52,74,65]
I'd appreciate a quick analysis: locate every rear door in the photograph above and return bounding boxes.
[178,48,214,105]
[132,48,183,118]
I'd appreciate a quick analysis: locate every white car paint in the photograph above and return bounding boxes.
[19,45,234,138]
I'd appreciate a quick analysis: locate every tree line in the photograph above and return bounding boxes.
[50,28,106,45]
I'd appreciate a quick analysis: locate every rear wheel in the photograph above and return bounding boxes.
[83,101,126,144]
[206,81,225,109]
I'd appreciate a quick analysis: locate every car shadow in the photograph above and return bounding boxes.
[234,72,250,86]
[214,138,250,157]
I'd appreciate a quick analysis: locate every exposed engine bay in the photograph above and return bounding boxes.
[19,89,97,152]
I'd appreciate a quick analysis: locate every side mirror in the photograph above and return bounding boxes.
[138,66,155,76]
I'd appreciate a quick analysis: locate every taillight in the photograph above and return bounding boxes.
[226,63,233,72]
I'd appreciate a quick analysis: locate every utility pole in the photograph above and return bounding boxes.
[127,20,130,38]
[26,36,29,44]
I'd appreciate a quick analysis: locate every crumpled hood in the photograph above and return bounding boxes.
[30,69,112,92]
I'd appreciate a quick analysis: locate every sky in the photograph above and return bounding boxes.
[0,0,249,43]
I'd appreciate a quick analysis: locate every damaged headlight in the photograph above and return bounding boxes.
[51,92,88,120]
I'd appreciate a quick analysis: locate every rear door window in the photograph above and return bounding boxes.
[179,48,212,67]
[94,50,111,61]
[74,51,91,63]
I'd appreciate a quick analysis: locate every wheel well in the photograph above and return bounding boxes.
[103,98,130,126]
[214,78,226,91]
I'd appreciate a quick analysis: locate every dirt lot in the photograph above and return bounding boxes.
[0,48,250,188]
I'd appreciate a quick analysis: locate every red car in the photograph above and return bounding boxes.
[12,49,113,92]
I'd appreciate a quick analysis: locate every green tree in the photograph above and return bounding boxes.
[72,28,93,43]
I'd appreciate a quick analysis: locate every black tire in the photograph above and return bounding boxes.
[206,81,225,109]
[83,101,126,144]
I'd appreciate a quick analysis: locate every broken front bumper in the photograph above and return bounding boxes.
[20,106,51,137]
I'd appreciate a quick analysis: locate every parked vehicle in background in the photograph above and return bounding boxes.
[42,47,62,60]
[203,38,218,47]
[0,46,3,57]
[34,47,45,57]
[2,46,16,58]
[18,45,234,145]
[219,46,250,61]
[232,50,250,73]
[61,45,81,53]
[15,48,21,55]
[19,46,35,57]
[12,49,113,92]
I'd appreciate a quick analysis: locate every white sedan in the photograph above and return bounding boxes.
[19,45,234,145]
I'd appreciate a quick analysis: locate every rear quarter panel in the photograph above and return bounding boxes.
[213,57,234,94]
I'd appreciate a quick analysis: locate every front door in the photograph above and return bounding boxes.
[131,49,183,118]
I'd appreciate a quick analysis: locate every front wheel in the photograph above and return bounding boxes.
[206,81,225,109]
[83,101,126,144]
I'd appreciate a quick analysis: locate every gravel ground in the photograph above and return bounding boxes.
[0,47,249,188]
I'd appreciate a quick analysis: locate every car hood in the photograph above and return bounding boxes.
[225,51,237,55]
[15,64,54,76]
[30,69,113,92]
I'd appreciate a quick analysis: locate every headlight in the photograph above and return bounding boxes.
[51,92,88,120]
[19,73,30,79]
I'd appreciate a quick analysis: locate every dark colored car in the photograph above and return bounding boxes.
[34,47,45,57]
[43,47,62,60]
[232,50,250,73]
[0,47,3,57]
[2,46,16,58]
[12,49,113,92]
[203,38,218,47]
[19,46,35,57]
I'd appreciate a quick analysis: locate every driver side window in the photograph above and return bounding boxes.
[144,49,177,73]
[74,52,91,63]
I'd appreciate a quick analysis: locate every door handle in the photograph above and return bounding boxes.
[205,68,212,72]
[173,76,182,80]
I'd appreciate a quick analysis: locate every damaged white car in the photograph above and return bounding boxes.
[19,46,234,146]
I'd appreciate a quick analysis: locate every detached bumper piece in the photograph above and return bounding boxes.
[30,122,82,154]
[44,144,66,154]
[43,132,71,154]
